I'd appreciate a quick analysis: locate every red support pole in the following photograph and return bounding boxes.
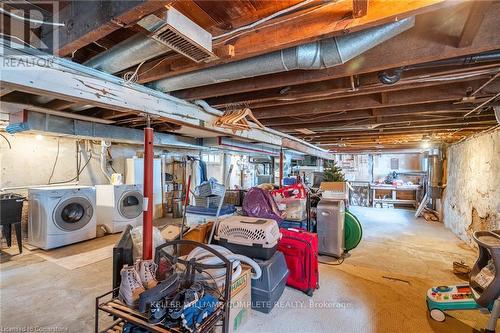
[142,126,154,260]
[279,148,284,188]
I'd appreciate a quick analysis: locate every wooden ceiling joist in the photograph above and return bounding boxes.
[43,0,173,56]
[137,0,451,84]
[207,65,500,109]
[353,0,369,18]
[457,1,492,48]
[172,3,500,101]
[252,81,500,119]
[263,103,472,128]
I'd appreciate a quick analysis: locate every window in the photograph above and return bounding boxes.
[201,153,221,164]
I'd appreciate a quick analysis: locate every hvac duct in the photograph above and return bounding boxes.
[83,34,171,74]
[149,17,415,92]
[83,8,214,74]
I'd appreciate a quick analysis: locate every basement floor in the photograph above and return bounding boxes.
[1,207,496,333]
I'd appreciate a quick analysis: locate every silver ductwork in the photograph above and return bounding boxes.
[150,17,415,92]
[83,34,171,74]
[83,8,214,74]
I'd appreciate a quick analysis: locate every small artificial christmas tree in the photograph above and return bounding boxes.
[323,160,346,182]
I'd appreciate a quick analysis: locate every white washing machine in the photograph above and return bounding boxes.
[95,184,143,233]
[28,186,97,250]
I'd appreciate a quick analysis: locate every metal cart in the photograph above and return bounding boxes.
[96,240,233,333]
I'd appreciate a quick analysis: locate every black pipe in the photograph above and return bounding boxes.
[378,50,500,85]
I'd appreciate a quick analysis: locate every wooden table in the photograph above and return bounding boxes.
[370,184,421,208]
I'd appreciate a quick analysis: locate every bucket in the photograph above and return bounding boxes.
[172,199,183,218]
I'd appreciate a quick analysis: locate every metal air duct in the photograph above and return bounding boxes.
[83,8,214,74]
[83,33,171,74]
[150,17,415,92]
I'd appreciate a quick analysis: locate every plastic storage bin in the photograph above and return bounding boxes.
[280,219,309,230]
[197,180,225,197]
[251,251,289,313]
[185,205,236,227]
[275,198,307,221]
[194,195,222,208]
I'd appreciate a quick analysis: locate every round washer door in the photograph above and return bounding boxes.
[53,196,94,231]
[118,190,143,219]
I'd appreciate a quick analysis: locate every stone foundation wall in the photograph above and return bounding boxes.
[443,129,500,246]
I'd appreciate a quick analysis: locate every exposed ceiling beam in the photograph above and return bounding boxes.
[457,1,492,48]
[0,87,14,97]
[138,0,450,83]
[298,123,494,140]
[252,82,498,119]
[42,0,172,56]
[0,43,333,159]
[42,99,77,111]
[263,103,469,128]
[272,110,488,131]
[171,3,500,100]
[281,115,496,134]
[207,64,500,108]
[353,0,369,18]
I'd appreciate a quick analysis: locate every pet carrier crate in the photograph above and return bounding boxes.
[214,216,281,260]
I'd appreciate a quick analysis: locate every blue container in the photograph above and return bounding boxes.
[186,204,236,216]
[283,177,297,186]
[280,219,308,229]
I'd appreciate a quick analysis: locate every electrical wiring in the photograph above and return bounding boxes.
[0,133,12,149]
[0,32,39,50]
[213,1,337,44]
[48,139,94,185]
[212,0,314,41]
[319,256,345,266]
[0,7,65,27]
[47,137,61,184]
[50,151,93,185]
[123,60,147,83]
[136,56,171,79]
[107,147,118,173]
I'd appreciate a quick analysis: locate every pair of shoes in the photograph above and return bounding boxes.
[135,259,158,289]
[119,259,158,307]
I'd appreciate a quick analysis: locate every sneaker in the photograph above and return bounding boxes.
[119,265,145,307]
[135,259,158,289]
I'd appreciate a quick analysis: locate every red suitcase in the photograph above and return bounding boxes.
[278,228,319,296]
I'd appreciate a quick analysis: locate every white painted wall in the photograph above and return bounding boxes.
[0,132,198,197]
[0,134,132,195]
[443,129,500,245]
[373,153,423,179]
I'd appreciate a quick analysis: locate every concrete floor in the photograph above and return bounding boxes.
[0,207,496,332]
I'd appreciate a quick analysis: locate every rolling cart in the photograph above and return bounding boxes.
[96,240,233,333]
[426,230,500,332]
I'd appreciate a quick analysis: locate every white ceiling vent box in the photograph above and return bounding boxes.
[139,8,215,63]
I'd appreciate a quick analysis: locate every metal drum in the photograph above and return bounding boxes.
[316,198,345,257]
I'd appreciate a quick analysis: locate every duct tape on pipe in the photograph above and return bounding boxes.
[143,197,149,211]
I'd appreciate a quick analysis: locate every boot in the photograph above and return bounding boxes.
[119,265,145,307]
[135,259,158,289]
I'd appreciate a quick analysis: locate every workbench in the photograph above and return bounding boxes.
[370,184,421,208]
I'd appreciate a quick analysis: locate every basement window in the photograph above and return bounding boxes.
[201,153,221,164]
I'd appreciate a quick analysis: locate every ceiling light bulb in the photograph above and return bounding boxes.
[35,134,43,141]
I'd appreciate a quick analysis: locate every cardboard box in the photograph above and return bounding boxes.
[217,266,252,333]
[320,181,347,192]
[320,182,349,200]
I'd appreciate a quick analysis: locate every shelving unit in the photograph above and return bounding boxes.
[96,240,233,333]
[95,290,225,333]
